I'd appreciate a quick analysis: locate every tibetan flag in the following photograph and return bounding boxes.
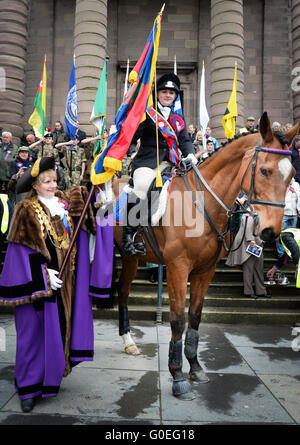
[91,5,164,185]
[28,56,47,138]
[172,55,182,116]
[90,57,109,155]
[64,58,78,141]
[199,61,209,150]
[222,63,238,139]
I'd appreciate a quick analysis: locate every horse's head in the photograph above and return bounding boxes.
[237,112,299,242]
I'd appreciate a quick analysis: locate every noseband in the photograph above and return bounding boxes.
[240,138,292,209]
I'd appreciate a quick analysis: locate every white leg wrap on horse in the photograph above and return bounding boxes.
[122,333,140,355]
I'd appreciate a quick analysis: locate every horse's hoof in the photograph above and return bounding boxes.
[189,369,210,383]
[172,379,195,400]
[125,344,141,355]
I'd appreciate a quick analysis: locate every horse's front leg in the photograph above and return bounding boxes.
[118,256,140,355]
[167,262,195,400]
[184,268,216,383]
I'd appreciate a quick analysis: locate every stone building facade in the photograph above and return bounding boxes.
[0,0,299,143]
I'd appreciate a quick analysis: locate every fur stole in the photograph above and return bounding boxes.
[7,186,96,260]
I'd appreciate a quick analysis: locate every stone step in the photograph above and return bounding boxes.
[126,292,300,309]
[92,305,300,325]
[124,278,300,296]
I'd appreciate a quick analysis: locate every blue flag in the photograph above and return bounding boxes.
[64,59,78,140]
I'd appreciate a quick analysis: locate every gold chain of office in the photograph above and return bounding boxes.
[31,197,74,251]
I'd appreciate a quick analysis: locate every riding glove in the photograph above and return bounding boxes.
[183,153,198,165]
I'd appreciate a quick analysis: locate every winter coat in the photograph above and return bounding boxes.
[225,213,264,267]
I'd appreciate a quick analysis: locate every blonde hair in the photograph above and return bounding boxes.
[34,169,56,185]
[195,130,203,140]
[27,169,56,199]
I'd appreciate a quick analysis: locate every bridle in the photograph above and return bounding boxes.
[240,137,292,209]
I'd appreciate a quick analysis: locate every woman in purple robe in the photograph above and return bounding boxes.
[0,157,100,412]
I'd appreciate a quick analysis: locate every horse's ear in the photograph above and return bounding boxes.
[259,111,273,143]
[285,122,300,145]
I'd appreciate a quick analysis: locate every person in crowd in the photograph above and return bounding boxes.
[28,132,60,165]
[239,117,258,134]
[290,135,300,185]
[74,122,87,147]
[0,156,98,413]
[267,227,300,287]
[25,133,36,146]
[8,146,34,203]
[196,138,215,163]
[272,121,282,132]
[58,140,87,188]
[25,133,37,161]
[192,130,204,154]
[0,131,18,192]
[204,126,219,149]
[122,73,196,256]
[276,178,300,258]
[0,192,13,268]
[188,124,197,143]
[226,202,270,299]
[9,146,33,177]
[284,123,293,132]
[53,121,70,147]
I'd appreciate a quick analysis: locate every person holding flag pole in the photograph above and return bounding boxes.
[58,4,196,276]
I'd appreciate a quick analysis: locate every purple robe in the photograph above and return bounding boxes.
[0,229,97,400]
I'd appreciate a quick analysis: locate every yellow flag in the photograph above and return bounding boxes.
[222,63,237,139]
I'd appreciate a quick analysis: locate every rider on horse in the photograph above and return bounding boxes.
[122,72,197,256]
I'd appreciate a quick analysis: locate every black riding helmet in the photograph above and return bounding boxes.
[156,73,180,98]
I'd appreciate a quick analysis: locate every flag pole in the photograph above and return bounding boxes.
[58,184,95,279]
[59,55,109,279]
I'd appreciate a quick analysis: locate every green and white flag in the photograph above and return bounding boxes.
[90,58,108,154]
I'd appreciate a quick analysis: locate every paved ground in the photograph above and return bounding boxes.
[0,314,300,427]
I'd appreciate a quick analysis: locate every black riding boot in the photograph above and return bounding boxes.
[122,197,146,256]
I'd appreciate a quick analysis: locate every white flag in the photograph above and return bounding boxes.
[123,58,130,98]
[200,61,209,149]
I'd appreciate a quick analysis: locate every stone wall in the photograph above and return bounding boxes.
[23,0,75,136]
[0,0,30,141]
[0,0,296,143]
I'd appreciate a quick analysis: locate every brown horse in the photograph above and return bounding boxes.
[113,112,299,399]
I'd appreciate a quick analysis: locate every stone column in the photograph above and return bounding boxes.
[0,0,30,142]
[210,0,244,141]
[292,0,300,123]
[263,0,292,125]
[74,0,108,136]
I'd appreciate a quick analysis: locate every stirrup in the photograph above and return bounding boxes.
[132,231,146,255]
